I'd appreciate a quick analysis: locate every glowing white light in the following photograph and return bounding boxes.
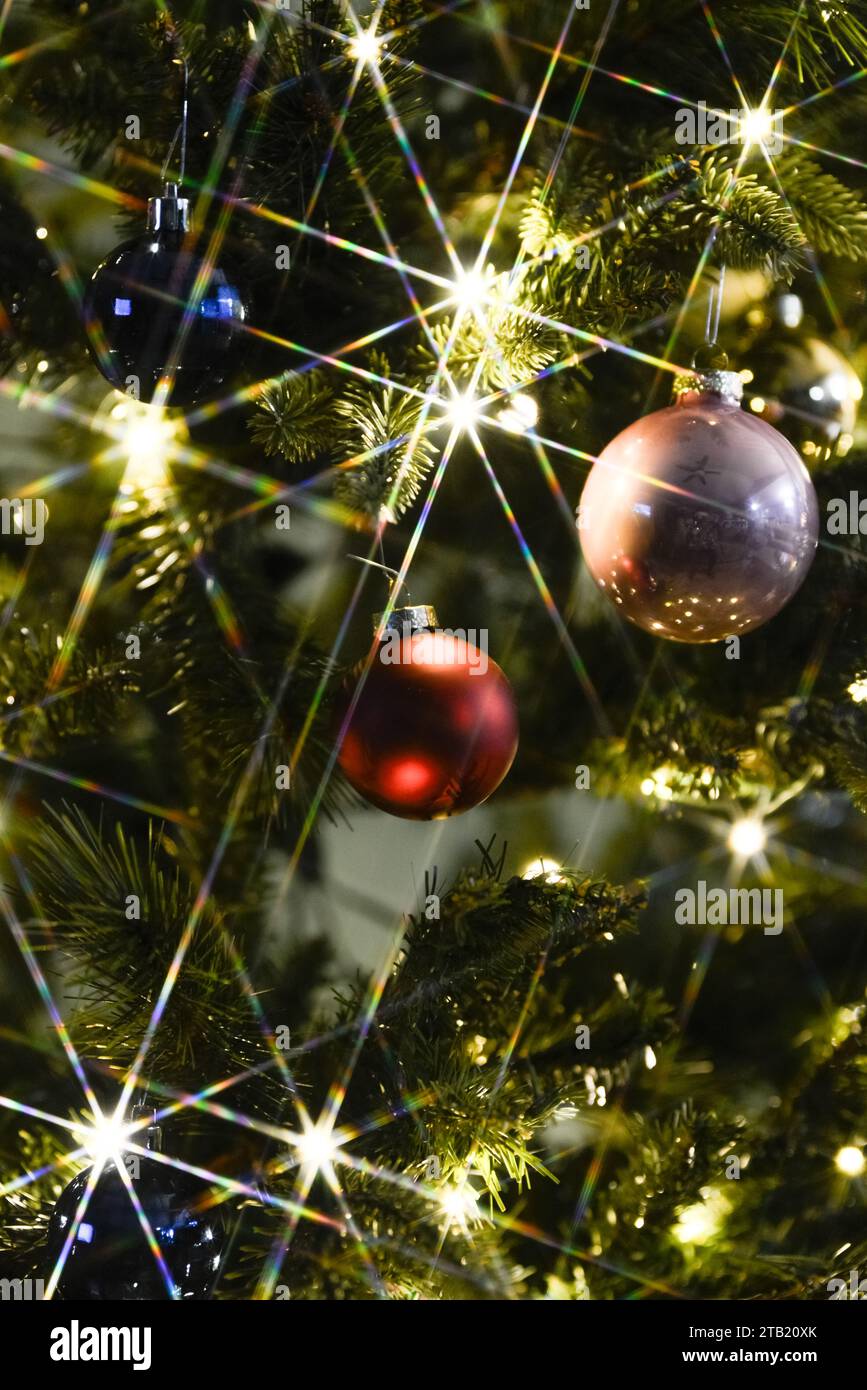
[109,400,183,491]
[739,107,776,150]
[835,1145,865,1177]
[81,1110,133,1165]
[727,818,767,858]
[294,1118,342,1182]
[521,857,564,884]
[499,391,539,435]
[438,1180,482,1232]
[451,266,490,313]
[640,765,676,801]
[847,677,867,704]
[673,1188,729,1244]
[348,29,383,65]
[35,226,48,240]
[444,389,485,433]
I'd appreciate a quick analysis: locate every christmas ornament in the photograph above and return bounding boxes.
[336,605,518,819]
[578,366,819,643]
[83,181,247,407]
[744,293,861,461]
[44,1107,225,1299]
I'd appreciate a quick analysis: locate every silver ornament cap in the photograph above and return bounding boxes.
[673,368,744,406]
[374,604,438,635]
[147,181,191,234]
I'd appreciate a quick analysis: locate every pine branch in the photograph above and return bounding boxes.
[249,370,338,464]
[22,805,276,1094]
[332,352,439,521]
[775,154,867,261]
[0,623,138,758]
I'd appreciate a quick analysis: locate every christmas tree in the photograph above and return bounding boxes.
[1,0,867,1308]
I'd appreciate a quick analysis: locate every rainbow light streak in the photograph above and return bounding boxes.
[302,4,376,223]
[534,0,619,213]
[359,38,463,276]
[0,1,125,69]
[40,484,131,698]
[493,946,550,1096]
[0,886,101,1117]
[115,1156,178,1299]
[700,0,750,109]
[44,1161,104,1299]
[0,141,143,210]
[0,748,194,824]
[478,3,577,266]
[388,51,602,142]
[466,427,610,732]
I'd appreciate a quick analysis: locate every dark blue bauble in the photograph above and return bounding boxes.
[84,194,247,408]
[44,1157,226,1300]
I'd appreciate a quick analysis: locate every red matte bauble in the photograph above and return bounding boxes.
[336,631,518,819]
[578,372,819,643]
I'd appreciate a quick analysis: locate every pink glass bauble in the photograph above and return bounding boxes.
[578,370,819,643]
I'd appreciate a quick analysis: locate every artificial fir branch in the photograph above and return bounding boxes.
[22,805,274,1093]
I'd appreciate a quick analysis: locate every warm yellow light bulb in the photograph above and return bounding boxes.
[348,29,383,65]
[444,389,485,433]
[80,1110,132,1165]
[727,818,766,858]
[438,1180,482,1232]
[847,677,867,704]
[294,1119,342,1181]
[107,400,185,492]
[739,107,775,149]
[835,1145,865,1177]
[521,857,564,884]
[673,1188,730,1245]
[451,266,490,313]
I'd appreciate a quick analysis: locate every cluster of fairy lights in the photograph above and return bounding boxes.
[0,0,864,1300]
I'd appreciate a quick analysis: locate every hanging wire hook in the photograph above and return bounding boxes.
[347,554,411,603]
[160,56,190,189]
[704,264,727,347]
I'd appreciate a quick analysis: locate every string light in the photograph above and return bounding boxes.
[348,29,384,66]
[847,677,867,704]
[77,1110,133,1165]
[521,857,564,884]
[105,399,186,492]
[498,390,539,434]
[293,1116,344,1184]
[835,1145,865,1177]
[443,388,486,433]
[437,1177,483,1233]
[673,1188,730,1245]
[727,817,767,859]
[639,765,677,801]
[450,265,491,315]
[738,106,776,152]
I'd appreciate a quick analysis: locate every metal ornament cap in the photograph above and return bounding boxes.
[147,181,191,234]
[374,604,439,635]
[673,369,744,405]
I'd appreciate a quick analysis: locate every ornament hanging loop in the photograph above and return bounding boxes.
[694,265,729,371]
[150,58,191,234]
[347,553,410,602]
[159,55,190,191]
